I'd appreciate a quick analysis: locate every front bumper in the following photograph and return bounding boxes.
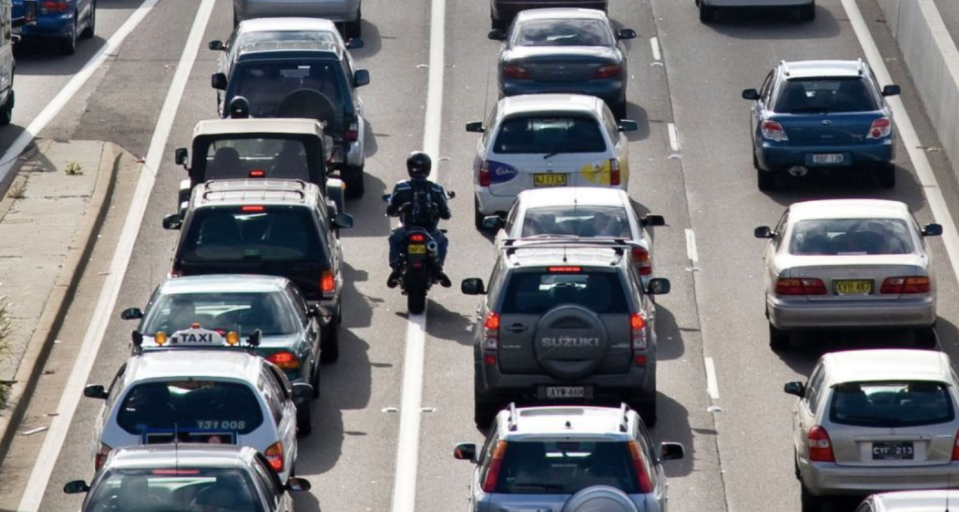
[767,295,936,330]
[501,79,625,107]
[757,139,894,172]
[235,0,361,22]
[802,460,959,497]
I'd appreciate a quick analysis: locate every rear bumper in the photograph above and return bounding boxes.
[476,359,655,401]
[757,139,894,172]
[767,295,936,330]
[235,0,361,22]
[501,79,625,107]
[802,461,959,496]
[705,0,811,6]
[491,0,608,22]
[18,13,75,38]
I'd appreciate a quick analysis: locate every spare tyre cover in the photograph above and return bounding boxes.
[275,89,337,130]
[561,485,639,512]
[533,305,609,381]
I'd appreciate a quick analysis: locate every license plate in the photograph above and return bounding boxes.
[408,244,426,255]
[834,279,873,295]
[546,386,585,399]
[872,441,914,460]
[533,173,567,187]
[812,153,844,165]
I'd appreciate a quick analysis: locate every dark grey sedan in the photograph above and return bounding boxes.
[489,8,636,118]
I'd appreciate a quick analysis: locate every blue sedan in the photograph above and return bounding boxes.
[13,0,95,55]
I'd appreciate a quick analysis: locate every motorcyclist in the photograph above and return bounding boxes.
[386,151,451,288]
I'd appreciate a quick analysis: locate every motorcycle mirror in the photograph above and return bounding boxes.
[382,194,391,203]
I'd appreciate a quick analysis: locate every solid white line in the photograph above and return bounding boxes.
[668,122,680,152]
[685,228,698,265]
[650,36,662,62]
[705,357,720,400]
[0,0,160,185]
[841,0,959,287]
[390,0,445,510]
[16,1,216,509]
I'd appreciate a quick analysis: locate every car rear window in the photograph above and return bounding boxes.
[205,138,310,181]
[829,381,955,428]
[513,19,614,47]
[501,271,628,315]
[493,441,639,494]
[493,117,606,155]
[141,292,297,337]
[775,78,879,113]
[522,205,631,238]
[117,381,264,437]
[180,206,324,263]
[788,218,914,255]
[90,468,264,512]
[233,61,344,118]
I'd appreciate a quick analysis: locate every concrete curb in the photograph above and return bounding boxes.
[0,141,122,463]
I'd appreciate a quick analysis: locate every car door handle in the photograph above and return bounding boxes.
[505,324,527,333]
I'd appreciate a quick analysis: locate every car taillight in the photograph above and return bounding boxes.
[249,169,266,178]
[866,117,892,139]
[40,1,68,13]
[483,312,500,354]
[630,313,647,365]
[609,158,621,186]
[478,160,491,187]
[951,430,959,460]
[241,205,264,212]
[880,276,931,294]
[775,278,826,296]
[321,270,335,297]
[481,441,508,492]
[631,247,651,276]
[502,65,531,79]
[95,443,112,470]
[761,120,789,142]
[807,426,834,462]
[345,123,359,142]
[594,64,622,79]
[265,442,284,472]
[267,351,300,370]
[409,233,426,242]
[628,441,654,493]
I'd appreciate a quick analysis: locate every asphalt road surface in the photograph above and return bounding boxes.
[6,0,959,511]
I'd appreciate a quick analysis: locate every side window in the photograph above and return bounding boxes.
[504,205,519,233]
[268,365,292,399]
[601,107,619,141]
[625,264,645,305]
[773,210,789,245]
[855,502,873,512]
[482,105,498,146]
[104,364,128,411]
[258,371,284,425]
[485,260,508,306]
[477,430,501,481]
[633,420,659,488]
[760,70,775,103]
[287,284,310,327]
[806,364,826,412]
[252,454,284,508]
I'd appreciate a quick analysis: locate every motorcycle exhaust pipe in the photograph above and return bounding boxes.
[788,165,809,177]
[426,241,439,253]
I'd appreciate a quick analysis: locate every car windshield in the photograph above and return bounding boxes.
[117,381,264,437]
[141,292,297,337]
[494,116,606,154]
[180,207,324,263]
[232,61,343,118]
[522,205,631,238]
[513,19,613,47]
[493,441,639,494]
[829,381,955,428]
[237,30,340,48]
[788,218,914,255]
[775,78,879,113]
[501,271,628,315]
[204,138,311,181]
[86,468,264,512]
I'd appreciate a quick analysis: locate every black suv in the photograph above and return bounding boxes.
[211,41,370,197]
[163,179,353,345]
[461,241,670,428]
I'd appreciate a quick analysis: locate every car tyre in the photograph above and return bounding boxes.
[344,165,365,199]
[752,149,760,170]
[877,164,896,189]
[297,401,313,436]
[474,393,500,429]
[59,19,77,55]
[233,7,240,27]
[311,358,321,399]
[699,3,715,23]
[799,2,816,22]
[916,327,937,349]
[769,322,790,352]
[474,196,485,231]
[0,89,14,126]
[612,100,628,120]
[490,14,505,30]
[757,167,774,191]
[800,484,823,512]
[80,2,95,39]
[321,316,340,364]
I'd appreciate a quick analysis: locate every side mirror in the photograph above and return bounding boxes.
[660,442,685,461]
[923,223,943,237]
[461,278,486,295]
[63,480,90,494]
[286,477,312,492]
[346,37,365,49]
[447,190,456,199]
[354,69,371,87]
[11,34,20,44]
[208,40,224,51]
[487,29,506,41]
[616,28,637,40]
[482,215,505,231]
[382,193,391,203]
[211,72,227,91]
[120,307,143,320]
[453,442,478,462]
[641,214,665,227]
[882,84,901,97]
[784,381,805,397]
[465,121,485,133]
[162,213,183,230]
[754,226,774,239]
[174,147,188,167]
[292,383,313,401]
[618,120,638,132]
[334,213,354,229]
[741,88,761,101]
[646,278,670,296]
[83,385,108,400]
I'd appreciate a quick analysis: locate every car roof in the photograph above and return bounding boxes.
[506,245,625,268]
[236,17,339,34]
[193,179,318,208]
[106,444,257,470]
[499,94,604,118]
[193,118,325,139]
[126,349,264,385]
[787,199,910,222]
[157,275,290,296]
[502,405,633,439]
[235,40,343,60]
[781,59,866,79]
[516,187,629,208]
[872,490,959,512]
[515,7,609,21]
[821,349,953,386]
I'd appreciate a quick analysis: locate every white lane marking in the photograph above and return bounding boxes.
[16,1,216,509]
[705,357,720,400]
[685,228,698,264]
[650,36,662,62]
[668,122,680,152]
[390,0,445,510]
[0,0,159,185]
[841,0,959,287]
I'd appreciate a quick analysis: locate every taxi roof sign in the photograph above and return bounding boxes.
[132,327,261,354]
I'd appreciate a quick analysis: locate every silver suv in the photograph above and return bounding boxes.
[461,241,670,428]
[452,404,684,512]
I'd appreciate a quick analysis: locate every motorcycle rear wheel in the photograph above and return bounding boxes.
[407,286,427,315]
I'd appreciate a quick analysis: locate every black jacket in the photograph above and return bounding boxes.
[386,178,451,230]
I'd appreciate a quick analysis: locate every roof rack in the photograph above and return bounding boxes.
[200,179,308,201]
[618,403,630,433]
[507,402,519,431]
[780,59,790,77]
[856,57,865,75]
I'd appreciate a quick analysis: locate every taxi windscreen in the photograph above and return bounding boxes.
[141,292,298,337]
[205,138,310,181]
[88,468,264,512]
[180,206,324,263]
[117,381,264,436]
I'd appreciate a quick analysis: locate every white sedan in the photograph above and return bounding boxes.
[754,199,942,351]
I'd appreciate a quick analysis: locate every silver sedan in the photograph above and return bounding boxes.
[754,199,941,351]
[232,0,363,38]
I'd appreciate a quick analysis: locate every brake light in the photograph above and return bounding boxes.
[631,247,651,276]
[95,443,112,470]
[409,233,426,242]
[40,1,68,13]
[594,64,621,79]
[249,169,266,178]
[880,276,931,294]
[628,441,654,493]
[321,271,335,296]
[483,312,500,352]
[548,266,581,273]
[481,441,508,492]
[267,351,300,370]
[807,426,834,462]
[775,278,827,296]
[631,313,647,365]
[478,160,491,187]
[761,120,789,142]
[866,117,892,139]
[609,158,621,186]
[345,123,359,142]
[241,205,264,212]
[952,430,959,460]
[265,442,284,472]
[502,65,531,79]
